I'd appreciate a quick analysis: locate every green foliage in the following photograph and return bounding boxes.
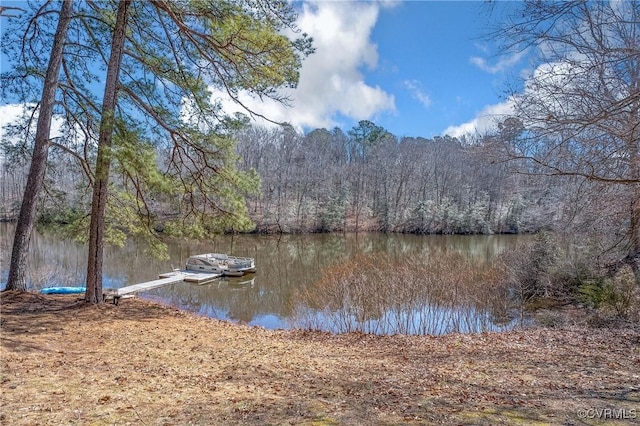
[578,270,637,318]
[107,122,259,255]
[37,207,85,228]
[577,280,609,309]
[95,0,301,251]
[1,0,307,266]
[207,7,301,92]
[494,231,639,323]
[348,120,390,146]
[320,190,347,232]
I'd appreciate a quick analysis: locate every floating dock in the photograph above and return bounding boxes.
[103,271,221,304]
[158,271,222,283]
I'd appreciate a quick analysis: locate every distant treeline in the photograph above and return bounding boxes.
[1,120,570,236]
[234,121,565,235]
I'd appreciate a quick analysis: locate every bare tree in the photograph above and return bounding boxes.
[0,6,25,18]
[491,1,640,283]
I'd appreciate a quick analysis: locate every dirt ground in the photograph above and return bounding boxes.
[1,291,639,425]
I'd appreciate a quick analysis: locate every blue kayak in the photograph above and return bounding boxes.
[40,287,86,294]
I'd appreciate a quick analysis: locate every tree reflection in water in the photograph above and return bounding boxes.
[0,223,528,334]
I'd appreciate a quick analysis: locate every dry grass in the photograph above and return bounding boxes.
[1,290,639,425]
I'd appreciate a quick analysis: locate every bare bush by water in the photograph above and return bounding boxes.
[293,253,515,335]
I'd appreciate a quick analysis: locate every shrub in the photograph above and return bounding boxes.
[496,231,639,322]
[577,280,609,309]
[601,268,637,319]
[293,252,513,335]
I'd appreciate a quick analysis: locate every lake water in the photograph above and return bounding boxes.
[0,223,530,335]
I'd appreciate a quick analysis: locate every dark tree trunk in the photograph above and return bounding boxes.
[85,0,130,303]
[5,0,74,292]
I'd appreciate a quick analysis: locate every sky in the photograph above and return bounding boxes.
[214,0,525,139]
[0,0,526,141]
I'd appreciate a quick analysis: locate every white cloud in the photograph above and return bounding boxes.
[446,57,574,139]
[403,79,431,108]
[470,50,527,74]
[0,104,30,142]
[446,59,581,138]
[443,98,515,138]
[0,103,63,144]
[209,0,396,131]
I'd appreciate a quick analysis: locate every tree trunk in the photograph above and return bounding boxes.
[5,0,74,292]
[85,0,129,303]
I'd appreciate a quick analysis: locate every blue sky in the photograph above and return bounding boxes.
[1,1,526,140]
[217,0,526,139]
[364,0,513,138]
